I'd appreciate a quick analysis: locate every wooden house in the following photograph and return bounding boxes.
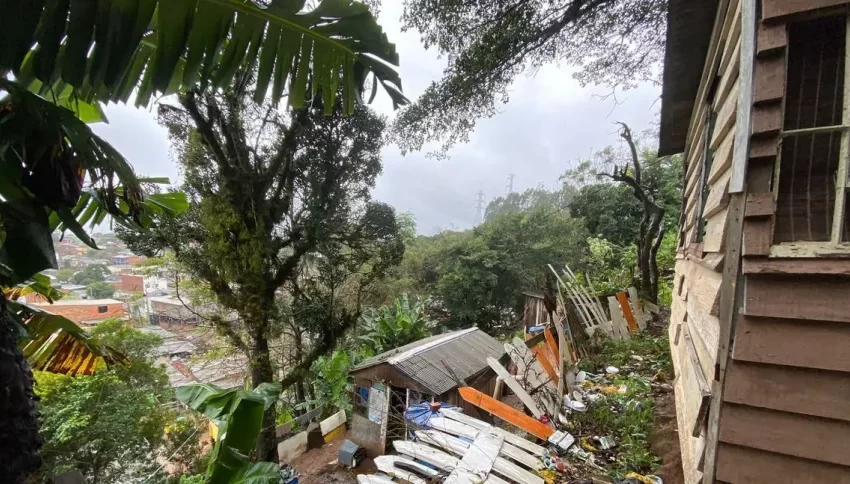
[347,328,507,456]
[659,1,850,482]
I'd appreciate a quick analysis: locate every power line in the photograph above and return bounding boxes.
[474,191,485,224]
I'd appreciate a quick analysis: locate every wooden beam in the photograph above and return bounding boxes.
[487,358,545,419]
[543,328,559,368]
[458,387,553,441]
[531,345,558,383]
[440,408,547,457]
[742,258,850,275]
[716,443,850,484]
[734,315,850,372]
[701,191,747,484]
[744,275,850,323]
[616,291,638,332]
[757,23,787,57]
[752,55,785,105]
[729,0,755,193]
[762,0,849,21]
[744,193,775,217]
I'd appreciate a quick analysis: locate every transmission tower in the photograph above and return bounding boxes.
[474,190,485,224]
[506,173,515,194]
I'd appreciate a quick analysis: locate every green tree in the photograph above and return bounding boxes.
[437,207,588,332]
[56,268,75,282]
[485,186,576,222]
[118,85,402,462]
[32,319,172,483]
[85,281,116,300]
[392,0,666,153]
[70,264,110,286]
[360,294,434,354]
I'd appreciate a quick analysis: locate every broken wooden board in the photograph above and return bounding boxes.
[425,416,480,439]
[440,408,547,457]
[544,327,559,366]
[487,357,545,418]
[531,345,558,383]
[374,456,428,484]
[396,438,508,484]
[608,296,630,341]
[510,338,556,392]
[455,431,503,477]
[357,475,395,484]
[414,430,545,483]
[627,287,646,330]
[459,387,553,440]
[616,291,638,332]
[374,455,439,480]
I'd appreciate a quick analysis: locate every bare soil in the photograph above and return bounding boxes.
[649,381,684,484]
[291,431,375,484]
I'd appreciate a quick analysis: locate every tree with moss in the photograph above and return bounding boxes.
[118,84,402,461]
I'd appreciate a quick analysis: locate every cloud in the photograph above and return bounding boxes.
[93,5,660,236]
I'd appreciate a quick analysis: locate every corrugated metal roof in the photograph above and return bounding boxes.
[350,328,506,395]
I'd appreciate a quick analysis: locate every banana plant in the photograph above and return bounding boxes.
[176,382,283,484]
[2,0,407,116]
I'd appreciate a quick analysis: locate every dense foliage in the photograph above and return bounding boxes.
[360,294,434,353]
[32,320,173,483]
[85,281,116,299]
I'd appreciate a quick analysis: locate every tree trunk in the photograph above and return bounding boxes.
[249,325,279,463]
[0,304,42,483]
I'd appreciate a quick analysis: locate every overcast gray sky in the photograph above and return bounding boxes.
[91,2,660,235]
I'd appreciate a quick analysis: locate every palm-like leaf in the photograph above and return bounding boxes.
[7,301,128,376]
[2,0,406,116]
[176,381,282,483]
[0,80,188,285]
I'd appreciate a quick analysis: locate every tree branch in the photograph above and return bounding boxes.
[616,121,641,186]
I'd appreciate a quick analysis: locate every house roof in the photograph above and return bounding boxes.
[33,298,123,306]
[658,0,720,156]
[350,328,506,395]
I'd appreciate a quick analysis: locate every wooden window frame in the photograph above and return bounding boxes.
[770,15,850,258]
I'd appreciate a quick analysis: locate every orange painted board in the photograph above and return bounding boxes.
[531,345,558,382]
[616,291,638,333]
[458,387,553,440]
[544,327,559,366]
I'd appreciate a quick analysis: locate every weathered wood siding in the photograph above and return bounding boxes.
[669,1,741,482]
[672,0,850,482]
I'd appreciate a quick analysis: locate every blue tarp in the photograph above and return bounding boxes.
[403,402,459,428]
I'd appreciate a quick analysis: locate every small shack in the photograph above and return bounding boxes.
[660,0,850,482]
[348,327,507,456]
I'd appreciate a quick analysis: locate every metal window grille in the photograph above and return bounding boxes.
[774,15,850,245]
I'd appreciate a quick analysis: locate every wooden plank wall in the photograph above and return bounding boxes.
[714,1,850,482]
[669,2,741,482]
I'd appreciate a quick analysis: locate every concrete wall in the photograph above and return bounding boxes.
[349,413,382,457]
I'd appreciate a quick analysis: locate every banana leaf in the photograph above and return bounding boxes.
[2,0,406,116]
[177,381,282,484]
[8,301,129,376]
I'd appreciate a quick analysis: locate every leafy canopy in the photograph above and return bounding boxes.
[360,293,433,354]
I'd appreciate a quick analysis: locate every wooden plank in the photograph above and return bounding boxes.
[749,135,778,160]
[719,403,850,466]
[374,455,440,479]
[543,328,559,367]
[608,296,630,340]
[734,315,850,372]
[682,323,712,437]
[686,296,720,379]
[374,456,429,484]
[715,40,742,114]
[440,408,547,457]
[531,345,558,383]
[744,193,774,217]
[415,430,544,484]
[320,410,347,436]
[716,0,742,81]
[742,258,850,275]
[711,79,739,150]
[716,443,850,484]
[509,338,554,391]
[357,475,395,484]
[426,416,480,439]
[498,442,544,472]
[627,287,646,330]
[742,218,772,256]
[673,371,705,484]
[709,126,735,186]
[724,360,850,422]
[703,169,731,219]
[703,207,730,253]
[762,0,849,20]
[751,102,783,135]
[392,441,465,476]
[729,0,755,194]
[616,291,638,332]
[457,431,502,477]
[744,276,850,323]
[458,387,553,441]
[757,23,787,57]
[487,357,545,419]
[687,259,723,317]
[752,55,785,104]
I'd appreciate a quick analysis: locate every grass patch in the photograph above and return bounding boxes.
[566,332,673,479]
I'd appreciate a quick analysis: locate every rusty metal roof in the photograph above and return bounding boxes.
[658,0,720,156]
[350,328,506,395]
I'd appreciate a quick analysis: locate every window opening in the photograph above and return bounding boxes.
[97,305,108,313]
[774,16,850,245]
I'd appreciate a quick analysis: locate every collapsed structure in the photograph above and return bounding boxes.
[659,0,850,482]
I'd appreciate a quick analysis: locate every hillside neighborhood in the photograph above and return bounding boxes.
[2,0,849,484]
